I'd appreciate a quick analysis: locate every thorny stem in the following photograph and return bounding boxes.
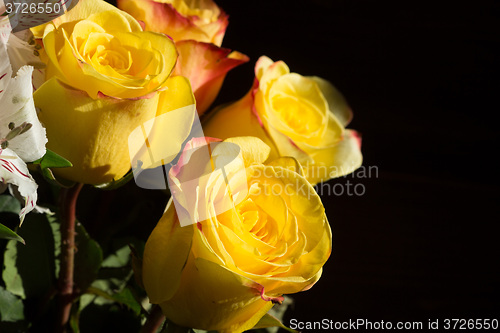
[56,183,83,333]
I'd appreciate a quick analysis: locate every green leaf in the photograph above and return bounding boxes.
[0,223,24,244]
[0,286,24,322]
[252,313,298,333]
[0,195,21,214]
[31,149,72,169]
[47,213,61,278]
[69,299,81,333]
[94,170,134,190]
[74,222,103,293]
[110,288,141,316]
[101,245,131,268]
[2,241,25,299]
[89,243,135,301]
[86,287,142,316]
[2,213,56,299]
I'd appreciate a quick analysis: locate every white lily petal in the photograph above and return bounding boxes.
[0,148,38,225]
[0,1,12,44]
[0,65,47,161]
[0,16,47,162]
[13,29,32,42]
[7,33,46,90]
[0,31,13,102]
[33,205,54,215]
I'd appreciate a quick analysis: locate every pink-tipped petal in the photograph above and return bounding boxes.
[174,40,249,115]
[117,0,228,45]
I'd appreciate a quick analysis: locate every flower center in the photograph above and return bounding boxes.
[272,95,323,134]
[78,32,133,75]
[237,198,275,244]
[94,46,129,70]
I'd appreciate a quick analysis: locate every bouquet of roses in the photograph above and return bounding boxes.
[0,0,362,332]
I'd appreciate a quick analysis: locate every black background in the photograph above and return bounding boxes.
[212,0,500,330]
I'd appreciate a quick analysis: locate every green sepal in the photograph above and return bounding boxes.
[31,149,72,169]
[252,313,298,333]
[40,167,76,188]
[94,170,134,191]
[252,297,296,333]
[32,149,75,188]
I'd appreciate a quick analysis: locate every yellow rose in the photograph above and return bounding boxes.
[143,136,331,333]
[32,0,194,184]
[117,0,228,46]
[117,0,246,115]
[203,56,363,185]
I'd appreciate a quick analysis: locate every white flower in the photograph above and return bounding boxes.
[0,147,37,224]
[0,64,47,161]
[0,13,47,223]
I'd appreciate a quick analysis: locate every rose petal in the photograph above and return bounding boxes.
[309,76,353,126]
[33,77,161,184]
[202,91,279,161]
[117,0,228,45]
[129,75,196,173]
[303,129,363,183]
[43,13,177,99]
[142,199,194,304]
[31,0,142,38]
[174,40,249,115]
[158,256,273,333]
[214,136,270,167]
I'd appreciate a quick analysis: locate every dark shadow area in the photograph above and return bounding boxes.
[214,0,500,330]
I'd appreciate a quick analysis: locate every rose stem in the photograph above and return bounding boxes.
[141,305,166,333]
[56,183,84,333]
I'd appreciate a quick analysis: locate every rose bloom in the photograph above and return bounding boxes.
[117,0,228,46]
[143,136,331,332]
[118,0,247,115]
[32,0,194,184]
[203,56,363,185]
